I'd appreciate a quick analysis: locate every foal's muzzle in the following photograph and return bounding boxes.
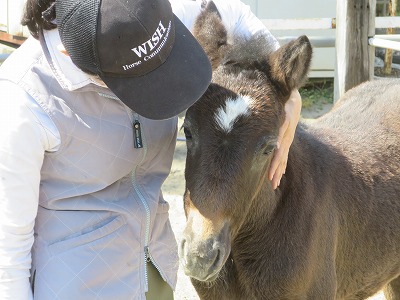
[180,224,231,282]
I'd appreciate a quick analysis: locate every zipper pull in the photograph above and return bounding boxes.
[133,120,143,148]
[145,246,151,263]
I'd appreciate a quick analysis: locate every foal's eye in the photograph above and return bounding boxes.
[259,138,276,155]
[184,127,193,140]
[263,144,275,155]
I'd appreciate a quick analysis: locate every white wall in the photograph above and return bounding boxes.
[0,0,8,32]
[1,0,338,76]
[241,0,337,78]
[0,0,28,36]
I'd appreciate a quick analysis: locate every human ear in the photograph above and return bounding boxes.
[57,44,69,56]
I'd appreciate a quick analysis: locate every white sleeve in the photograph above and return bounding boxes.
[170,0,202,29]
[0,81,55,299]
[170,0,280,50]
[213,0,280,49]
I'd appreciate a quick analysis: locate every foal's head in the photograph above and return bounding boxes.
[180,2,312,282]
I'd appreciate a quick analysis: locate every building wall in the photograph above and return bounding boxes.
[2,0,338,77]
[0,0,28,36]
[242,0,337,78]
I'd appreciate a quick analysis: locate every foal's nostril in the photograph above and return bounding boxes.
[216,249,220,261]
[180,238,186,252]
[180,239,188,262]
[211,249,221,270]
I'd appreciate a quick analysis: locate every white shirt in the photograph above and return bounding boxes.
[0,0,278,298]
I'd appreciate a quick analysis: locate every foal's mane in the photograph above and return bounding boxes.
[219,34,276,75]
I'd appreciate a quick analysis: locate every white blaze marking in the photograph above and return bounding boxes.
[215,95,253,132]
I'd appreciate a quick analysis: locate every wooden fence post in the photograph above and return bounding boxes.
[383,0,397,75]
[335,0,376,100]
[369,0,377,81]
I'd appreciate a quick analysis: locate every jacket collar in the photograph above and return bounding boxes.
[42,29,107,91]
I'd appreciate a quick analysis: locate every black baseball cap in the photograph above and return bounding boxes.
[55,0,212,120]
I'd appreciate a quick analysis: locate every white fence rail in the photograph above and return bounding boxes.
[262,16,400,55]
[263,14,400,101]
[263,16,400,31]
[262,18,336,30]
[369,37,400,51]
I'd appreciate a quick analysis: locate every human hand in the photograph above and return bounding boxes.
[268,89,302,190]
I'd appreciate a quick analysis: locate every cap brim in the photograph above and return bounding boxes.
[100,15,212,120]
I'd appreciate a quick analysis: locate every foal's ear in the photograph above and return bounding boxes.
[268,36,312,93]
[192,1,228,70]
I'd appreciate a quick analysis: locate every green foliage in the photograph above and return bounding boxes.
[300,79,334,109]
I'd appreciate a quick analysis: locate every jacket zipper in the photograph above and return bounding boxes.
[133,119,143,149]
[129,112,167,291]
[97,93,168,288]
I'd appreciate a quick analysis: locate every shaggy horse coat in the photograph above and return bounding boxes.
[179,2,400,300]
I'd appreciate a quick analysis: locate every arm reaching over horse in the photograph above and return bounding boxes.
[269,89,302,189]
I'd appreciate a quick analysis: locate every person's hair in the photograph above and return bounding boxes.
[21,0,56,39]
